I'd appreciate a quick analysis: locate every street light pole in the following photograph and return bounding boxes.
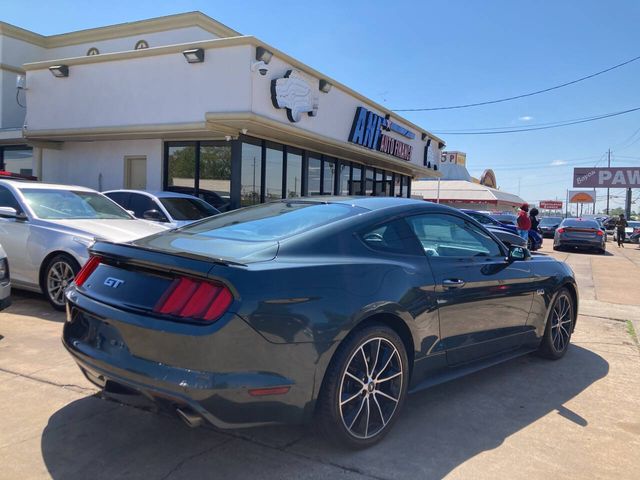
[606,149,611,215]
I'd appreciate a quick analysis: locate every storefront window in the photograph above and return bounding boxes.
[385,172,393,197]
[240,141,262,206]
[375,170,386,196]
[199,143,231,205]
[322,157,335,195]
[338,162,350,196]
[1,147,33,176]
[351,165,362,195]
[308,155,321,196]
[394,175,402,197]
[399,176,407,198]
[166,144,196,190]
[365,168,374,196]
[286,149,303,198]
[265,143,284,201]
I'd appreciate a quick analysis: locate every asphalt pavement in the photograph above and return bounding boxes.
[0,240,639,480]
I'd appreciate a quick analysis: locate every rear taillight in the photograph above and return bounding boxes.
[557,228,565,234]
[596,230,604,236]
[74,256,101,287]
[153,277,233,323]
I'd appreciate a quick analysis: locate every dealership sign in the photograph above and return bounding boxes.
[573,167,640,188]
[348,107,413,161]
[271,70,319,122]
[539,200,563,209]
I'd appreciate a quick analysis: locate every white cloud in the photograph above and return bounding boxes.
[519,115,533,121]
[550,159,567,166]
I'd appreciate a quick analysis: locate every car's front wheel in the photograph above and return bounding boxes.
[316,324,409,449]
[44,254,80,310]
[537,288,575,359]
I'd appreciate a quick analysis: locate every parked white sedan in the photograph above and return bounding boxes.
[0,180,168,309]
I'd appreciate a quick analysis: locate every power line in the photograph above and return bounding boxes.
[392,53,640,112]
[432,106,640,135]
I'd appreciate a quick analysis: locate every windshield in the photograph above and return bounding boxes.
[159,197,219,221]
[628,221,640,228]
[22,189,132,220]
[540,217,562,225]
[464,211,497,226]
[172,201,365,242]
[492,214,517,224]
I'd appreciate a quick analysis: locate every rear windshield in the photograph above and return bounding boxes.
[492,214,517,223]
[561,219,599,229]
[173,201,365,241]
[540,217,562,225]
[159,197,219,221]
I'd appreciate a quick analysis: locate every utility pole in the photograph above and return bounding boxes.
[606,149,611,215]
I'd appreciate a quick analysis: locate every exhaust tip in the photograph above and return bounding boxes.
[176,407,204,428]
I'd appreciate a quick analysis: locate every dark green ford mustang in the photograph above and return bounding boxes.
[63,197,577,448]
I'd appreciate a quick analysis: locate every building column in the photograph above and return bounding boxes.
[33,147,43,181]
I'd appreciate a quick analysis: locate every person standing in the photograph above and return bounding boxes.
[517,203,531,242]
[528,207,542,251]
[615,213,628,247]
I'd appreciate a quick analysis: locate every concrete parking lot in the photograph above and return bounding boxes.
[1,240,639,480]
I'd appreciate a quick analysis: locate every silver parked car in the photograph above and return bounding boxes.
[0,243,10,311]
[103,190,220,228]
[0,180,169,309]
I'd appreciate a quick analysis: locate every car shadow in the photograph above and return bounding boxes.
[39,345,608,479]
[5,290,65,323]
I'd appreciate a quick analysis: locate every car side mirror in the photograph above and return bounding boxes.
[508,245,531,261]
[0,206,27,221]
[143,209,167,222]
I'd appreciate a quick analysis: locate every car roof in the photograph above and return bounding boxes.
[276,196,437,211]
[103,189,201,200]
[0,179,96,192]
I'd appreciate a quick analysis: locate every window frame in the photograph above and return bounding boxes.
[406,212,507,260]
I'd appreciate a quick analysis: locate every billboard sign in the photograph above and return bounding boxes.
[573,167,640,188]
[568,190,596,203]
[539,200,563,209]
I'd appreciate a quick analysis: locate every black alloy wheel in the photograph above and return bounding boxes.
[316,324,409,449]
[538,288,574,359]
[44,254,80,310]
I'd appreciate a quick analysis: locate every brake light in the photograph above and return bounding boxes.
[596,230,604,236]
[74,256,101,287]
[153,277,233,323]
[557,228,565,234]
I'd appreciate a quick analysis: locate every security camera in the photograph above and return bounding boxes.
[251,60,269,76]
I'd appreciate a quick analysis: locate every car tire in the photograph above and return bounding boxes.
[537,288,574,360]
[316,323,409,449]
[43,253,80,311]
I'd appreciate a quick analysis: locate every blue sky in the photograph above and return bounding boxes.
[3,0,640,211]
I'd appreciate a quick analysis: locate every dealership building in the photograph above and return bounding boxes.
[0,12,442,209]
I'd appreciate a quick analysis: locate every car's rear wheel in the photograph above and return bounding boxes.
[537,288,574,359]
[44,254,80,310]
[316,324,409,449]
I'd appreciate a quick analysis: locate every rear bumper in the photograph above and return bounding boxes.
[555,238,604,249]
[63,288,325,428]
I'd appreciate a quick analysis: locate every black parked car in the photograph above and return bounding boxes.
[63,197,578,448]
[553,218,606,254]
[539,216,563,238]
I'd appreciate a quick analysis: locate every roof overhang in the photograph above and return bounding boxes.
[205,112,438,178]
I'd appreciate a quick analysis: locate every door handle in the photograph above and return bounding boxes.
[442,279,465,289]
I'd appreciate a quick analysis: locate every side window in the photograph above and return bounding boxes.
[105,192,130,210]
[0,186,22,213]
[128,194,155,218]
[407,213,503,258]
[360,218,422,255]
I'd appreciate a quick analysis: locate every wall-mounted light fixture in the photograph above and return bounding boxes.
[49,65,69,77]
[421,133,428,141]
[319,79,332,93]
[183,48,205,63]
[255,46,273,64]
[438,142,445,150]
